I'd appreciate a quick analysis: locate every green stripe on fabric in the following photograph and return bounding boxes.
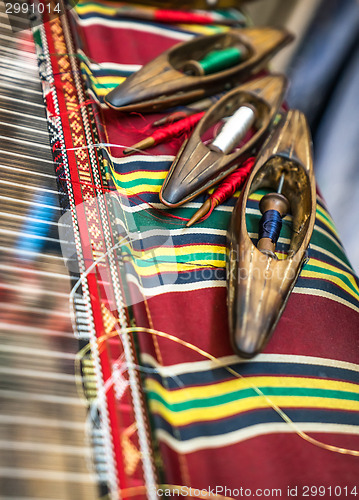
[147,386,359,413]
[112,176,164,188]
[304,263,359,297]
[309,232,352,269]
[129,254,225,267]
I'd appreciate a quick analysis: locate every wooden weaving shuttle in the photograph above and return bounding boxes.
[160,74,287,207]
[227,109,316,359]
[104,27,293,113]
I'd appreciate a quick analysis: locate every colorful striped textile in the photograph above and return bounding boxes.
[41,0,359,496]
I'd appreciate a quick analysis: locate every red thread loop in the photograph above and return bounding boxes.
[151,112,205,144]
[212,157,256,205]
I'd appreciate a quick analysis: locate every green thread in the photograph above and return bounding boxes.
[199,47,242,75]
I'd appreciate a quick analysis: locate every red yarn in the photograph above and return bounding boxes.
[152,110,191,127]
[154,10,215,25]
[151,111,205,145]
[203,157,256,220]
[212,157,256,205]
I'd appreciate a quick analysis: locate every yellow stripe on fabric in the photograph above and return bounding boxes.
[146,376,359,405]
[316,204,338,234]
[310,258,359,291]
[301,270,359,302]
[109,163,165,194]
[121,184,162,195]
[149,397,359,427]
[111,169,167,183]
[76,3,118,16]
[124,244,226,261]
[75,2,227,35]
[129,259,225,277]
[81,68,126,96]
[174,25,228,35]
[309,244,353,274]
[302,258,359,301]
[92,76,126,85]
[248,192,262,202]
[316,210,340,239]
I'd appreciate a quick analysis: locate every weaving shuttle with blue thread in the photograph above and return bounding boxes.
[257,173,290,258]
[227,109,317,359]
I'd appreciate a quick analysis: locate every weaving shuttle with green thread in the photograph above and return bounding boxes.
[104,27,293,113]
[227,109,317,359]
[160,74,287,207]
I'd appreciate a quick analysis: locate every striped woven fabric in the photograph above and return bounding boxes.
[69,0,359,493]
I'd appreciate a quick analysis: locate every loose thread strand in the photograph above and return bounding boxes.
[111,325,359,458]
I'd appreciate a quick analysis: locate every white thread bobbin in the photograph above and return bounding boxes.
[210,105,256,154]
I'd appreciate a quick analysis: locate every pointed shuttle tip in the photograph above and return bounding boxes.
[104,86,134,111]
[160,183,185,207]
[231,328,264,359]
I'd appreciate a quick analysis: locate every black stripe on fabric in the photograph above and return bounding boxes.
[123,263,225,286]
[307,247,354,275]
[128,232,227,250]
[142,360,359,390]
[314,218,342,246]
[152,408,359,442]
[295,276,359,308]
[111,160,172,174]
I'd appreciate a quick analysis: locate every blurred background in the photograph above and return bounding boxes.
[247,0,359,272]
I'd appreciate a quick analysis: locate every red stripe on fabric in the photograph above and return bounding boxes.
[79,24,184,65]
[154,10,213,25]
[160,433,359,491]
[135,288,359,366]
[43,17,135,490]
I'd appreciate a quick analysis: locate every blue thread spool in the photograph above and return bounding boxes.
[257,175,289,258]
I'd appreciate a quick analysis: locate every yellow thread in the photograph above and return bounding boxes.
[107,325,359,458]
